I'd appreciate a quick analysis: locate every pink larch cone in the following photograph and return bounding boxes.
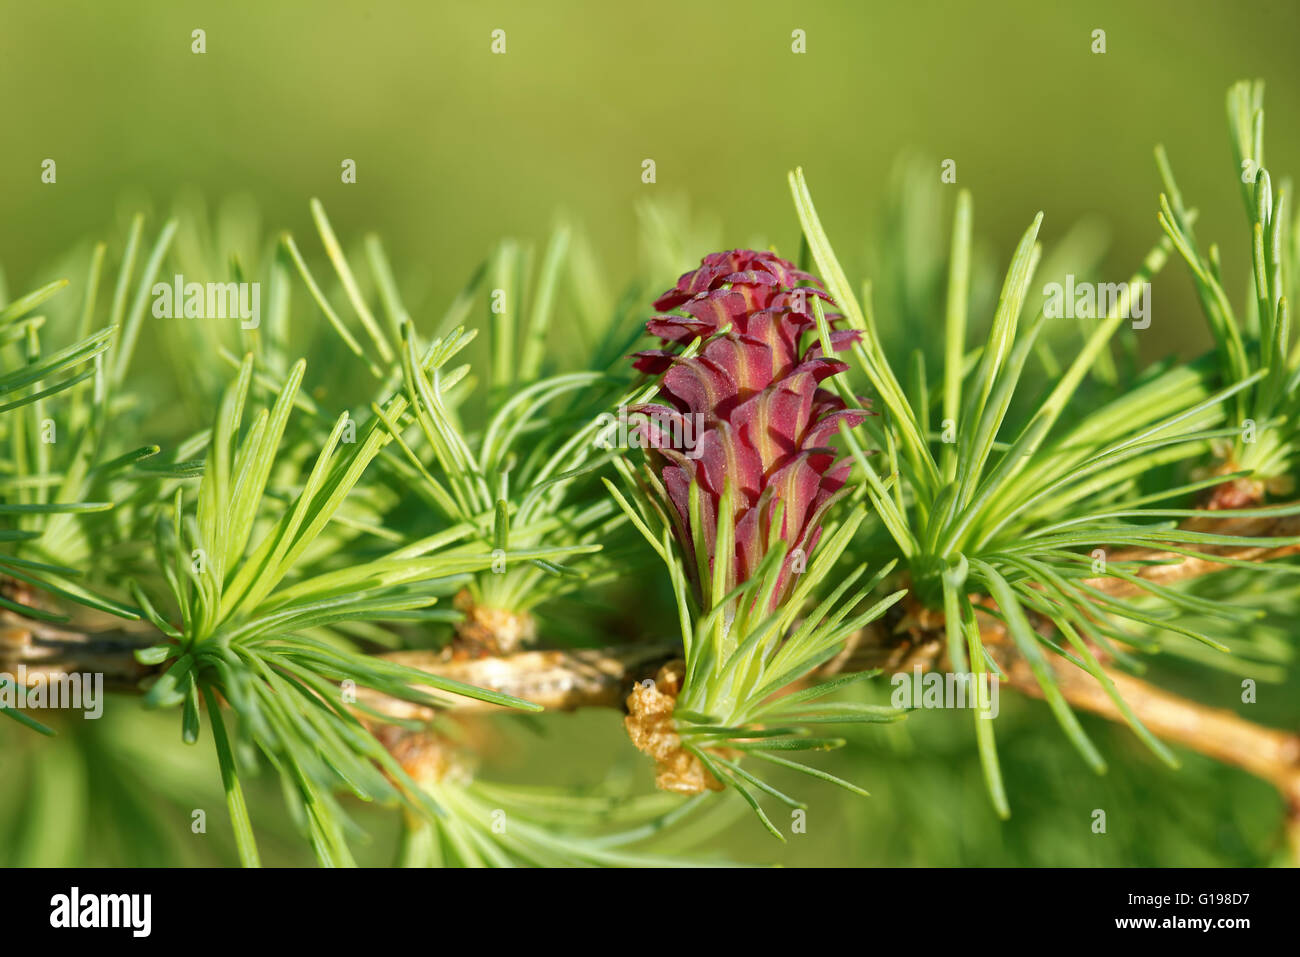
[631,250,870,609]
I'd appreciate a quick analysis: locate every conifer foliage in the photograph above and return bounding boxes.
[2,80,1299,867]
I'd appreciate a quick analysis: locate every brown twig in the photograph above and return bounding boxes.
[1080,508,1300,597]
[356,643,678,718]
[0,610,154,691]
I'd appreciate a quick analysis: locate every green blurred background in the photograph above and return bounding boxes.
[3,0,1299,867]
[4,0,1300,355]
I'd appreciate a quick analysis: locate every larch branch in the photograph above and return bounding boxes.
[3,504,1299,840]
